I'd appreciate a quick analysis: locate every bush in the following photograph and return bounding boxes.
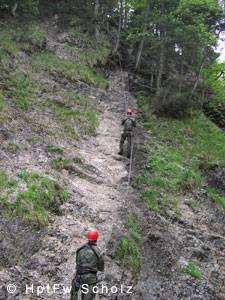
[154,89,192,118]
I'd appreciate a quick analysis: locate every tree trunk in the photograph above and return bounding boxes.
[114,0,123,54]
[135,0,151,70]
[124,0,128,29]
[156,44,165,98]
[191,59,205,95]
[11,3,18,17]
[150,73,154,87]
[93,0,100,41]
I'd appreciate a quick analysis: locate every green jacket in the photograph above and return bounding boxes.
[122,117,136,132]
[76,242,104,284]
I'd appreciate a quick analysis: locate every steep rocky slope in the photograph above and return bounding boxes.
[0,18,225,300]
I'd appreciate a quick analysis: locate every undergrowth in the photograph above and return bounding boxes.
[15,170,68,226]
[51,157,73,171]
[6,73,37,109]
[118,214,143,272]
[47,145,64,154]
[51,95,98,137]
[0,169,68,227]
[136,95,225,214]
[32,52,107,88]
[208,187,225,211]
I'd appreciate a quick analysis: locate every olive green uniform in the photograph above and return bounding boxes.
[71,242,104,300]
[119,117,136,157]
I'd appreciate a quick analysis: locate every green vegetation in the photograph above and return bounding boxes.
[52,96,98,137]
[203,62,225,105]
[208,187,225,211]
[0,170,18,195]
[118,214,143,271]
[32,52,107,88]
[6,73,37,109]
[0,90,5,111]
[0,169,68,226]
[0,22,45,65]
[51,155,83,170]
[17,23,45,51]
[73,156,83,164]
[136,105,225,214]
[182,261,202,279]
[51,157,73,171]
[0,170,18,212]
[15,170,68,226]
[47,145,64,154]
[0,26,19,66]
[2,141,20,153]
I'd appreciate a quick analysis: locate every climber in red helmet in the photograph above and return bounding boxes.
[71,228,104,300]
[118,108,136,158]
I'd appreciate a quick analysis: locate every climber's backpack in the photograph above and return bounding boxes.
[124,118,135,132]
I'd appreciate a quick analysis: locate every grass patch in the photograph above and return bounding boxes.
[137,108,225,214]
[208,187,225,211]
[73,156,83,164]
[6,73,37,109]
[0,90,5,111]
[15,170,68,226]
[51,157,73,171]
[2,141,20,153]
[32,52,107,88]
[17,23,45,50]
[182,261,202,279]
[47,145,64,154]
[0,170,18,194]
[52,99,98,137]
[0,22,45,61]
[0,26,19,66]
[0,170,18,212]
[118,214,143,272]
[1,169,68,226]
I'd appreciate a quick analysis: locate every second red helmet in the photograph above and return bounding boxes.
[86,228,99,241]
[127,108,133,115]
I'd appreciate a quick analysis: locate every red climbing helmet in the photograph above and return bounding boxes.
[86,228,99,241]
[127,108,133,115]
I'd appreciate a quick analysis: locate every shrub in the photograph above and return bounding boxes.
[153,90,192,118]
